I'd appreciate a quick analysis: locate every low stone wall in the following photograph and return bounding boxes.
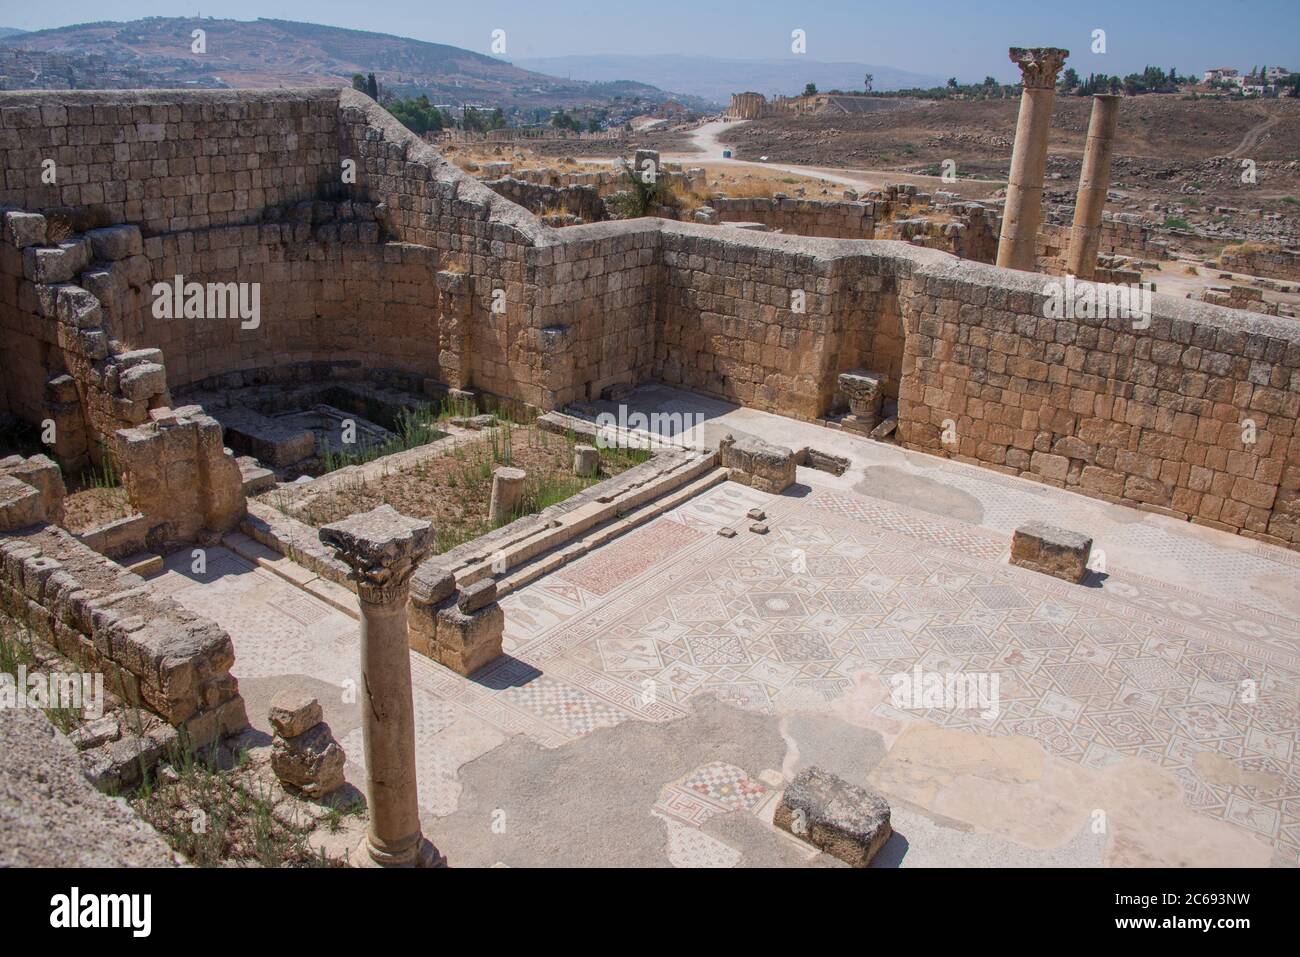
[1219,245,1300,282]
[0,521,248,747]
[483,176,607,224]
[711,196,876,238]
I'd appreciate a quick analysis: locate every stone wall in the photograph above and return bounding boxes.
[0,520,248,747]
[895,257,1300,547]
[711,196,877,238]
[3,86,1299,549]
[1218,244,1300,282]
[0,89,341,236]
[483,176,607,224]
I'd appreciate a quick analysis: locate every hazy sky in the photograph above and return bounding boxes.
[4,0,1297,81]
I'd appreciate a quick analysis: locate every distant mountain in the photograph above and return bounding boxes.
[0,18,706,109]
[0,28,27,39]
[514,54,946,105]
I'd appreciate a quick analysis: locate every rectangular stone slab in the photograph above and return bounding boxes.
[1010,521,1092,584]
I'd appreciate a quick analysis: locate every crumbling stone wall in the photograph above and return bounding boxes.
[711,196,877,238]
[483,176,607,224]
[0,517,248,747]
[1218,245,1300,283]
[4,86,1299,550]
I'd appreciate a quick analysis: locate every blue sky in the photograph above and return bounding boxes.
[4,0,1297,81]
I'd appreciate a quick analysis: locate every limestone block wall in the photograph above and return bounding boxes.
[525,221,661,407]
[0,522,248,747]
[711,196,878,239]
[1037,215,1165,274]
[484,177,607,224]
[895,258,1300,547]
[656,226,905,418]
[0,89,341,236]
[4,86,1300,551]
[335,90,554,406]
[1219,245,1300,282]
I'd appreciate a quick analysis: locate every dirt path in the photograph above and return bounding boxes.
[580,118,1004,199]
[1229,110,1280,157]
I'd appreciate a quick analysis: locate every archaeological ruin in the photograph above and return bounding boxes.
[1,44,1298,872]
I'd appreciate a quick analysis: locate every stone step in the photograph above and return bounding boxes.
[119,551,163,576]
[496,467,728,597]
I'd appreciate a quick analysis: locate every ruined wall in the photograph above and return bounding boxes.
[526,221,660,407]
[656,226,905,417]
[0,523,248,747]
[711,196,877,239]
[896,258,1300,547]
[335,90,556,405]
[483,177,607,224]
[1037,215,1167,274]
[4,86,1299,551]
[1218,245,1300,282]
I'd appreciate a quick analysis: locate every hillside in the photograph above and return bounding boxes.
[515,54,945,105]
[0,17,701,108]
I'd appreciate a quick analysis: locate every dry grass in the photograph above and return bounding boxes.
[292,424,649,553]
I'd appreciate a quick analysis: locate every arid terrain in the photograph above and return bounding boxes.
[716,96,1300,210]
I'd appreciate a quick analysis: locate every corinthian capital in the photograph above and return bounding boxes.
[319,505,432,604]
[1009,47,1070,89]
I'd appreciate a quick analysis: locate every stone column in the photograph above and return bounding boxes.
[488,466,526,525]
[1065,94,1121,279]
[319,505,442,868]
[996,47,1070,272]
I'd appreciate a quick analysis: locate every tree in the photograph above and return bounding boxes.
[803,82,818,96]
[863,73,873,92]
[366,73,379,100]
[1060,67,1079,91]
[946,77,958,89]
[351,74,366,93]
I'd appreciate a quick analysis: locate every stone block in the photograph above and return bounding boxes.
[3,211,47,248]
[269,689,323,739]
[774,767,892,867]
[457,579,497,614]
[718,433,796,494]
[0,475,44,531]
[573,444,599,477]
[1010,522,1092,584]
[271,722,346,799]
[84,225,143,261]
[434,601,504,676]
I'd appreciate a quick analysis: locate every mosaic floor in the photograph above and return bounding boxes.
[150,471,1300,866]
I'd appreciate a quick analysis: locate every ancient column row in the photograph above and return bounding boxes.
[995,47,1122,279]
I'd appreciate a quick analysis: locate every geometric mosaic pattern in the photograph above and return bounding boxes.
[495,484,1300,859]
[151,473,1300,864]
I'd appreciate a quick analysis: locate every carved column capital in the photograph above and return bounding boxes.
[1009,47,1070,89]
[319,505,432,605]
